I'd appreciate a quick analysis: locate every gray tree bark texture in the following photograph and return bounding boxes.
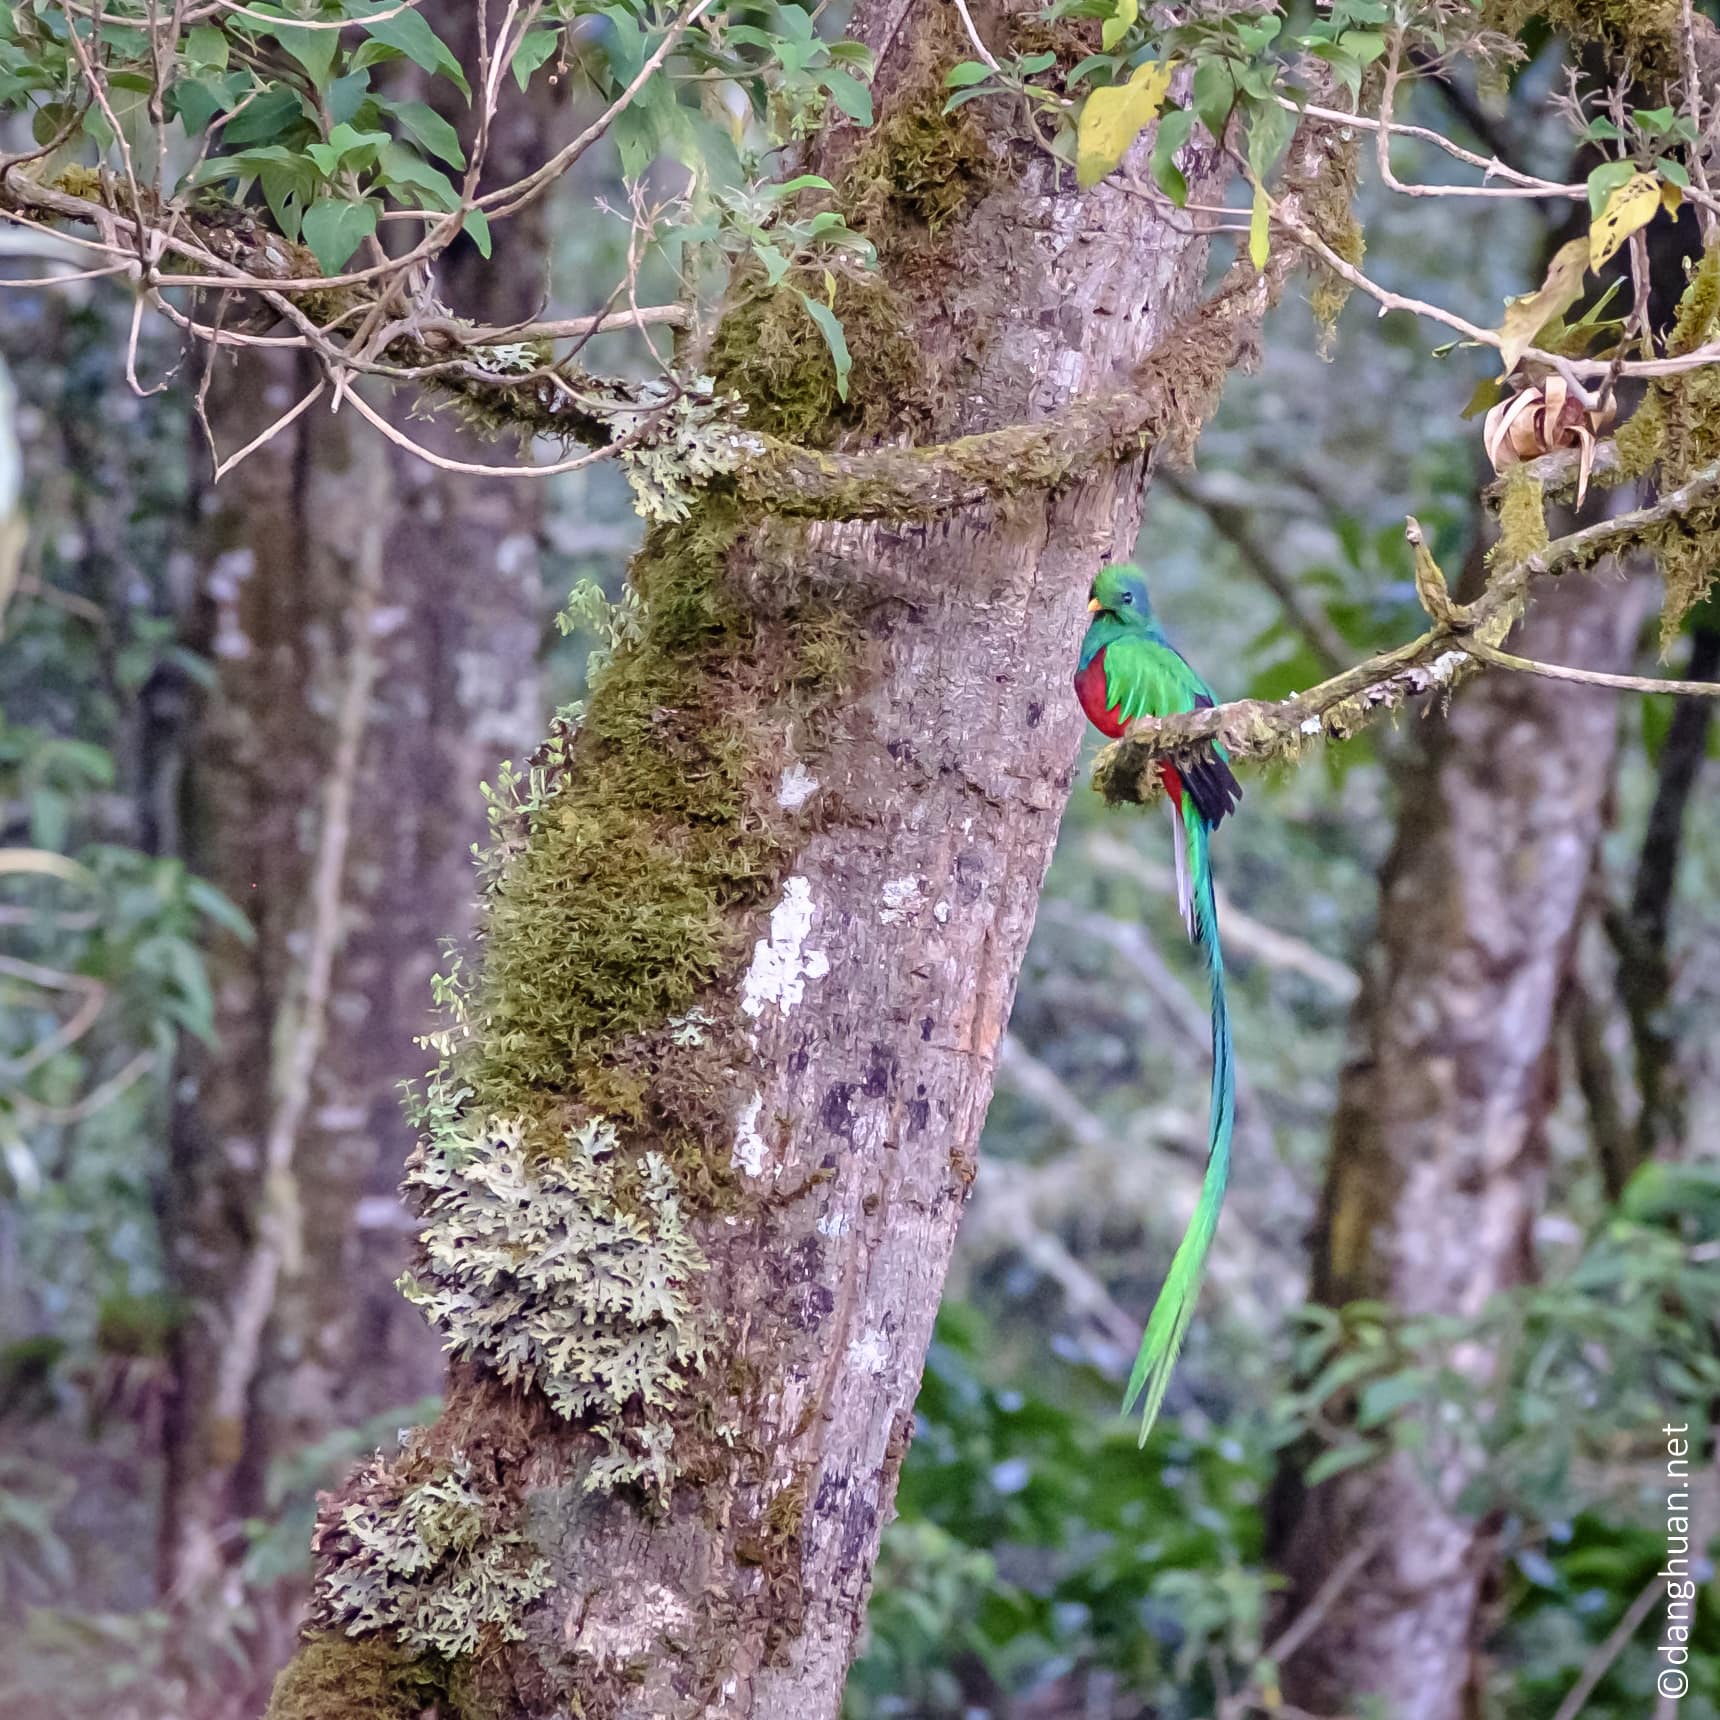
[264,3,1248,1716]
[1271,568,1652,1720]
[160,23,553,1689]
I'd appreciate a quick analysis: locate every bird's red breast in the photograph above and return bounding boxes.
[1074,647,1185,807]
[1073,649,1127,738]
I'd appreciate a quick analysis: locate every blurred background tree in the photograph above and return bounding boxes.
[3,1,1720,1718]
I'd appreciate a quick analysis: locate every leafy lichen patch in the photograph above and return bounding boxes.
[313,1454,554,1659]
[401,1115,709,1498]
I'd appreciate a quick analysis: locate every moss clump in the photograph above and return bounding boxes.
[846,94,995,237]
[708,275,929,446]
[471,490,853,1122]
[1303,138,1364,358]
[263,1634,465,1720]
[1621,245,1720,646]
[1482,0,1679,60]
[1491,466,1549,567]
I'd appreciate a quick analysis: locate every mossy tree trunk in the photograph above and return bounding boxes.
[265,4,1257,1717]
[161,13,553,1695]
[1267,567,1653,1720]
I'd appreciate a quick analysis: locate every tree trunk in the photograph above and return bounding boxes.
[261,6,1280,1717]
[160,15,553,1685]
[1270,567,1653,1720]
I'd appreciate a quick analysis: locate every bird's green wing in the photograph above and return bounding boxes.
[1101,634,1212,720]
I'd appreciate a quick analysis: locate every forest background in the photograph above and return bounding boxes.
[2,1,1719,1717]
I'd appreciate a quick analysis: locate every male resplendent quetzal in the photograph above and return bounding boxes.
[1074,563,1240,1444]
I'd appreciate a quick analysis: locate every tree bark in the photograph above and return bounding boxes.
[1270,568,1653,1720]
[259,4,1291,1716]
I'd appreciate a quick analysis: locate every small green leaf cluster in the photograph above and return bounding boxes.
[399,1114,710,1500]
[318,1454,554,1657]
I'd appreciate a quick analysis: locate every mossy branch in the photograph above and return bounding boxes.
[1095,459,1720,804]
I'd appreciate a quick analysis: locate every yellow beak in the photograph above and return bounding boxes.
[1087,597,1103,613]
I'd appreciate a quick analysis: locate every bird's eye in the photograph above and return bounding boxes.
[1121,591,1133,604]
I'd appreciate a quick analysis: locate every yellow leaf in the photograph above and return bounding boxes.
[1076,60,1175,191]
[1100,0,1138,53]
[1495,237,1589,375]
[1661,178,1685,215]
[1249,180,1269,271]
[1589,170,1661,270]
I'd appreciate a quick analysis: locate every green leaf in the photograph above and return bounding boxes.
[945,60,993,88]
[509,26,557,91]
[268,22,341,88]
[328,69,372,128]
[461,206,491,258]
[1246,97,1296,183]
[1150,104,1195,204]
[821,68,873,126]
[753,239,792,286]
[185,24,229,71]
[1658,155,1691,188]
[1018,51,1057,75]
[222,84,306,146]
[301,196,379,273]
[375,141,461,209]
[361,12,470,99]
[1249,179,1269,270]
[510,27,560,92]
[1586,157,1637,219]
[1191,58,1235,143]
[305,122,389,177]
[388,98,466,168]
[797,291,852,401]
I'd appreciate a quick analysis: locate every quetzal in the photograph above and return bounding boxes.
[1073,563,1240,1443]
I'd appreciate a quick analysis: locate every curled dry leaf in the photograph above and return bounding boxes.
[1482,374,1617,507]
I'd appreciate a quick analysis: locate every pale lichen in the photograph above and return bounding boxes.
[400,1115,709,1498]
[316,1455,554,1657]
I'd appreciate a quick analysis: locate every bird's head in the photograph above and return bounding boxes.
[1087,563,1156,625]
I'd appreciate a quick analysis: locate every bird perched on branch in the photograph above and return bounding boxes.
[1074,563,1240,1443]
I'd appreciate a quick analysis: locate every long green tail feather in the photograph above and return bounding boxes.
[1122,798,1234,1445]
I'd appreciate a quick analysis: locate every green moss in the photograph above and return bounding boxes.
[1491,466,1549,566]
[263,1634,466,1720]
[473,494,802,1105]
[1303,138,1364,359]
[1623,245,1720,646]
[709,276,928,447]
[404,484,857,1487]
[846,94,995,237]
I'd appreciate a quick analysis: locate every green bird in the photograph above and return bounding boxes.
[1073,563,1240,1443]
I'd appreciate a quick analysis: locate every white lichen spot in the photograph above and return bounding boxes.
[776,761,819,810]
[569,1579,691,1669]
[731,1092,770,1177]
[933,900,951,925]
[1300,715,1322,736]
[816,1208,851,1239]
[846,1329,891,1375]
[740,876,829,1021]
[879,875,924,925]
